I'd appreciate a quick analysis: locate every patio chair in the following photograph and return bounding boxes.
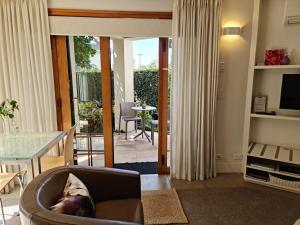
[41,124,77,171]
[118,102,141,140]
[151,111,170,145]
[0,170,26,225]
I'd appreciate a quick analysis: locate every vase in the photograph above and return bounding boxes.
[1,117,10,136]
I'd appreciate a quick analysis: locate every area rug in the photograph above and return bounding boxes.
[114,162,157,174]
[142,188,188,225]
[177,187,300,225]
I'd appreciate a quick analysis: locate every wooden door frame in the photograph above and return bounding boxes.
[158,38,169,174]
[51,35,169,171]
[51,36,72,131]
[100,37,114,168]
[48,9,172,19]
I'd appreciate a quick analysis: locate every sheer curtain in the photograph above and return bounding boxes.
[0,0,57,132]
[171,0,221,181]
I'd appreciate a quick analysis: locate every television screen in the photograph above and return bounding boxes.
[280,74,300,110]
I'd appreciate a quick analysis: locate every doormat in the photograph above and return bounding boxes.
[113,162,157,174]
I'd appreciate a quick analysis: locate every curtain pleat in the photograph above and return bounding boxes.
[171,0,221,181]
[0,0,56,132]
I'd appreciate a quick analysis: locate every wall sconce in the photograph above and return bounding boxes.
[222,27,242,36]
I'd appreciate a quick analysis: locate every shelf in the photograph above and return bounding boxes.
[246,165,300,179]
[251,113,300,122]
[245,176,300,194]
[254,65,300,69]
[248,142,300,165]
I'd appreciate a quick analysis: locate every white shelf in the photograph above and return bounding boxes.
[254,65,300,69]
[245,176,300,194]
[246,165,300,179]
[248,142,300,165]
[243,1,300,194]
[251,113,300,122]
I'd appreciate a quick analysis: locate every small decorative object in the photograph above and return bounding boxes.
[135,95,147,109]
[281,52,290,65]
[265,49,290,65]
[253,96,267,113]
[0,99,19,135]
[141,101,146,109]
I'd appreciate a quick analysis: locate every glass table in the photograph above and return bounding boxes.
[0,131,66,181]
[131,106,156,142]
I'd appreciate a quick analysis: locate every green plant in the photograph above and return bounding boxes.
[0,99,19,119]
[136,111,153,131]
[78,101,103,133]
[134,69,159,108]
[74,36,97,69]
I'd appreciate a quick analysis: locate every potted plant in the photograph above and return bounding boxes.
[78,101,103,133]
[0,99,19,135]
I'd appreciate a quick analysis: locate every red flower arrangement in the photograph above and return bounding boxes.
[265,49,290,65]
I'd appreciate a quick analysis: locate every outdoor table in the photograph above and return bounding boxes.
[0,131,66,182]
[131,106,156,142]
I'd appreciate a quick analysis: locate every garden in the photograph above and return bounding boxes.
[76,69,171,133]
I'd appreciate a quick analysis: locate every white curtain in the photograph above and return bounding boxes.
[0,0,57,132]
[171,0,221,181]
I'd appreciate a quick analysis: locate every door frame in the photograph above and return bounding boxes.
[100,37,114,168]
[51,35,72,131]
[158,38,169,174]
[51,35,170,173]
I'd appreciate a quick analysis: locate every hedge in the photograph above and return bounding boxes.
[76,70,171,131]
[134,69,159,108]
[76,70,167,108]
[76,72,114,103]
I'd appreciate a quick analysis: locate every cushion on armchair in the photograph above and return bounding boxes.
[51,173,95,217]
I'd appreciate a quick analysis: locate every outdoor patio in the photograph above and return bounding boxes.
[76,130,170,167]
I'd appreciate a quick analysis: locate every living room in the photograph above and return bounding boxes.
[0,0,300,225]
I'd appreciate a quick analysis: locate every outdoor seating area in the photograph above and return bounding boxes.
[74,129,171,167]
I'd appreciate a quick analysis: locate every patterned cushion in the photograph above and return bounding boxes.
[51,173,95,217]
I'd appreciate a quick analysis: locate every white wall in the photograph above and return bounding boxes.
[49,17,172,37]
[216,0,254,173]
[113,39,135,131]
[48,0,173,37]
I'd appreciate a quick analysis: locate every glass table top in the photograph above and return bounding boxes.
[0,131,65,160]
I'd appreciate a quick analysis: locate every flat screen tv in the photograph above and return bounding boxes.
[280,74,300,110]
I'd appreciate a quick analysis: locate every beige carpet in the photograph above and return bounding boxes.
[177,187,300,225]
[142,188,188,225]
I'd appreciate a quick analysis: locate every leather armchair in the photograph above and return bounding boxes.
[20,166,144,225]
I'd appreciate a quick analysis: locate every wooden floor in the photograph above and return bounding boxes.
[142,173,269,191]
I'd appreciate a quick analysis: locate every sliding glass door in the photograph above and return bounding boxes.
[51,35,170,174]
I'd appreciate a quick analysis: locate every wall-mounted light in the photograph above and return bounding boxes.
[222,26,242,36]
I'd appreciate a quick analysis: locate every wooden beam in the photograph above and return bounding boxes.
[158,38,169,174]
[50,36,63,131]
[48,8,172,19]
[51,36,72,131]
[100,37,114,168]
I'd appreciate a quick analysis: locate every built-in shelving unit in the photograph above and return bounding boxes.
[251,114,300,122]
[254,65,300,70]
[245,142,300,194]
[242,0,300,193]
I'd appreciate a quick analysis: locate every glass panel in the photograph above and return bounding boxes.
[69,36,104,167]
[167,38,172,168]
[112,38,159,173]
